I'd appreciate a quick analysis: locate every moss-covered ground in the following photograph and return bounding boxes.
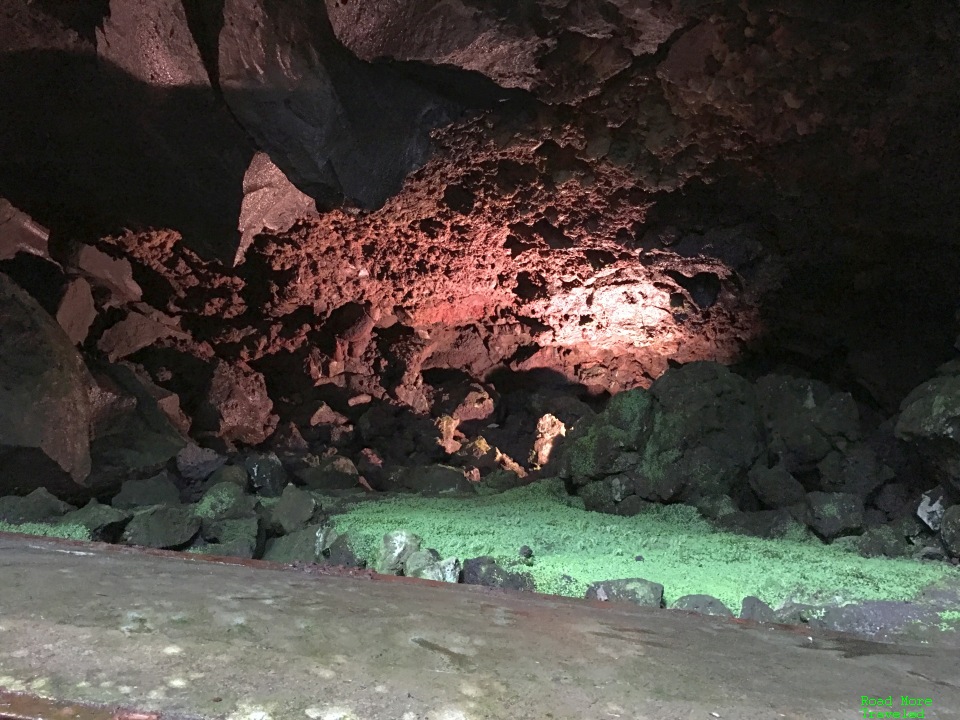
[328,478,953,611]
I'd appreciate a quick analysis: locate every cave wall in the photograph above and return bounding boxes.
[1,0,959,427]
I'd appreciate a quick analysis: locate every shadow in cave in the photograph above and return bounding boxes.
[0,49,253,261]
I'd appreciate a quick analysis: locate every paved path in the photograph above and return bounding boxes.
[0,533,958,720]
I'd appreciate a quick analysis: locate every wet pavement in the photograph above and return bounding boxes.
[0,533,958,720]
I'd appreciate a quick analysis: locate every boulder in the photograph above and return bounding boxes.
[0,272,93,497]
[895,373,960,499]
[195,360,278,446]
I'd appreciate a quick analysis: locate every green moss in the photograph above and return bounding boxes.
[328,478,953,611]
[0,520,92,541]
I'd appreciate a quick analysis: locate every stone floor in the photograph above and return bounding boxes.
[0,533,958,720]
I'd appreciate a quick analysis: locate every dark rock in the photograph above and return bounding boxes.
[194,482,258,521]
[670,594,733,617]
[55,277,96,345]
[584,578,664,607]
[896,374,960,498]
[855,526,913,559]
[244,451,288,497]
[817,445,893,497]
[0,487,75,523]
[756,375,861,472]
[206,464,250,490]
[872,482,912,520]
[941,505,960,558]
[85,362,188,496]
[269,421,310,453]
[176,443,227,481]
[740,596,778,624]
[324,532,366,568]
[0,198,51,262]
[122,505,200,549]
[111,472,181,509]
[715,509,798,539]
[271,484,317,535]
[61,500,131,542]
[295,455,360,491]
[0,272,93,495]
[461,555,535,592]
[401,464,476,495]
[747,461,807,509]
[806,491,864,540]
[197,516,262,558]
[216,0,455,210]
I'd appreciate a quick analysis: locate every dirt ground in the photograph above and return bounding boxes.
[0,533,958,720]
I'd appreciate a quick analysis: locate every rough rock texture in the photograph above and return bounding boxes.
[0,273,93,493]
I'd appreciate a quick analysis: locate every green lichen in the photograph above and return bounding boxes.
[0,520,91,541]
[327,477,953,612]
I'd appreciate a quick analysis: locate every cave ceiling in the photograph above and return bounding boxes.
[1,0,959,417]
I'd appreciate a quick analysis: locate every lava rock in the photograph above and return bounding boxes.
[122,505,200,549]
[461,555,535,592]
[740,596,778,623]
[244,451,288,497]
[111,472,181,509]
[941,505,960,558]
[806,491,864,540]
[176,443,227,481]
[270,484,317,535]
[61,500,131,542]
[295,455,360,491]
[747,461,807,509]
[896,374,960,498]
[196,361,278,446]
[0,487,76,523]
[377,529,422,575]
[584,578,664,607]
[670,594,733,617]
[193,482,259,521]
[0,272,93,495]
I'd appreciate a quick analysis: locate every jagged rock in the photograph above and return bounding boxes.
[195,361,278,446]
[270,484,317,535]
[872,482,912,520]
[111,472,181,509]
[122,505,200,549]
[295,455,359,491]
[55,277,96,345]
[216,0,454,210]
[0,487,75,523]
[400,464,475,495]
[584,578,664,607]
[941,505,960,558]
[0,198,50,261]
[243,451,288,497]
[529,413,566,468]
[196,516,262,558]
[817,445,893,497]
[747,462,807,509]
[404,549,461,582]
[61,500,132,541]
[916,487,946,532]
[206,464,250,490]
[85,362,187,495]
[176,443,227,481]
[806,491,864,540]
[670,594,733,617]
[236,151,317,264]
[715,509,799,540]
[261,523,354,565]
[756,375,861,473]
[461,555,535,592]
[896,374,960,499]
[376,529,422,575]
[193,482,258,521]
[740,596,778,624]
[74,245,142,307]
[0,272,93,496]
[855,526,913,559]
[97,310,186,362]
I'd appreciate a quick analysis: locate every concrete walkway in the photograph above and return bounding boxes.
[0,533,958,720]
